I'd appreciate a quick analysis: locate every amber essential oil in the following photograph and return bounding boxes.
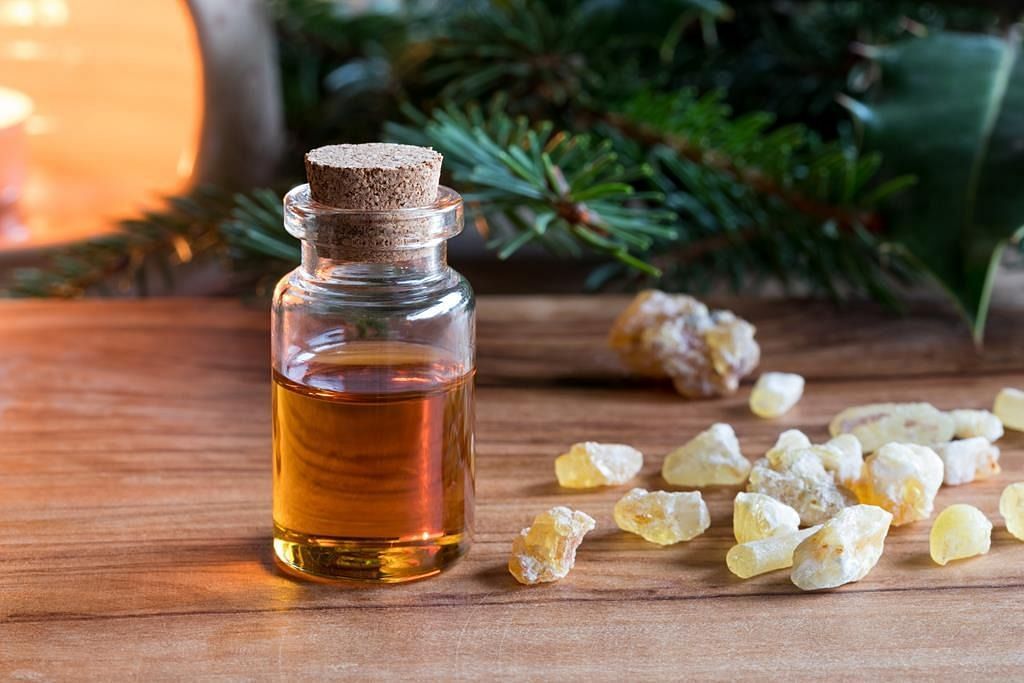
[274,144,474,582]
[272,341,474,582]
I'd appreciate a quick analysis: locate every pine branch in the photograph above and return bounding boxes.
[221,189,298,294]
[386,100,677,275]
[1,188,294,298]
[419,0,733,119]
[4,188,237,297]
[594,89,915,302]
[607,90,904,231]
[606,113,882,232]
[0,0,950,308]
[380,90,914,302]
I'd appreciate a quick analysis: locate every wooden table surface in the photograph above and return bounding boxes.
[2,295,1024,680]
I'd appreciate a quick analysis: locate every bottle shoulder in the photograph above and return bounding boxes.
[273,266,474,316]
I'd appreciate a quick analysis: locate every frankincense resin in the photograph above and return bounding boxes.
[932,437,1000,486]
[749,372,804,418]
[766,429,812,459]
[727,525,821,579]
[509,507,596,585]
[853,442,943,526]
[994,388,1024,431]
[747,449,851,525]
[930,504,992,566]
[662,423,750,487]
[732,491,800,543]
[791,505,892,591]
[614,488,710,545]
[608,290,759,398]
[555,442,643,489]
[829,402,953,453]
[814,434,864,488]
[948,409,1003,442]
[1000,482,1024,541]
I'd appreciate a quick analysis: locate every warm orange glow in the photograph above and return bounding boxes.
[0,86,31,223]
[0,85,31,127]
[0,0,204,250]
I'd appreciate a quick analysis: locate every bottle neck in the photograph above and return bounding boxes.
[299,241,448,283]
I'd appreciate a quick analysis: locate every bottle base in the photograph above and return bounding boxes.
[273,524,470,583]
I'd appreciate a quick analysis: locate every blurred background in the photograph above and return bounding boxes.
[1,0,1023,337]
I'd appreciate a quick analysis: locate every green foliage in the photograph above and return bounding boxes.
[5,189,235,297]
[221,190,297,294]
[5,0,1022,338]
[419,0,731,117]
[608,90,912,301]
[843,30,1024,341]
[271,0,414,156]
[686,1,1000,131]
[387,101,676,274]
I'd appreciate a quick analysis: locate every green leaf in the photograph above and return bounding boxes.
[843,30,1024,342]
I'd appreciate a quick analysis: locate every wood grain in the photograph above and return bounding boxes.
[2,295,1023,680]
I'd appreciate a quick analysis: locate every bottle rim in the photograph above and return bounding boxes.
[283,183,464,248]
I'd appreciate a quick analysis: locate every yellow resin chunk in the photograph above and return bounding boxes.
[932,437,1000,486]
[727,525,822,579]
[829,402,954,453]
[555,442,643,489]
[608,290,760,398]
[948,409,1004,442]
[749,372,805,418]
[765,429,812,461]
[816,434,864,488]
[994,388,1024,432]
[1000,482,1024,541]
[614,488,710,545]
[748,450,853,525]
[853,443,943,526]
[765,433,863,490]
[509,507,596,585]
[791,505,893,591]
[733,491,801,543]
[662,423,751,487]
[930,504,992,566]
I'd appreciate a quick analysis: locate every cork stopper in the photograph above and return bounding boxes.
[289,143,459,262]
[305,143,442,210]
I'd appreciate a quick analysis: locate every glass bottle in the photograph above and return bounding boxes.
[271,179,475,583]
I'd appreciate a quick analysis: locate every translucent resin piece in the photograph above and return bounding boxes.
[614,488,710,545]
[748,451,853,526]
[933,437,1000,486]
[608,290,709,377]
[1000,482,1024,541]
[853,443,943,526]
[749,372,805,418]
[733,491,801,543]
[764,431,862,490]
[829,402,954,453]
[509,507,596,585]
[816,434,864,488]
[727,525,821,579]
[948,409,1004,442]
[608,290,760,398]
[555,442,643,489]
[994,388,1024,432]
[930,504,992,566]
[766,429,812,461]
[662,423,751,487]
[791,505,892,591]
